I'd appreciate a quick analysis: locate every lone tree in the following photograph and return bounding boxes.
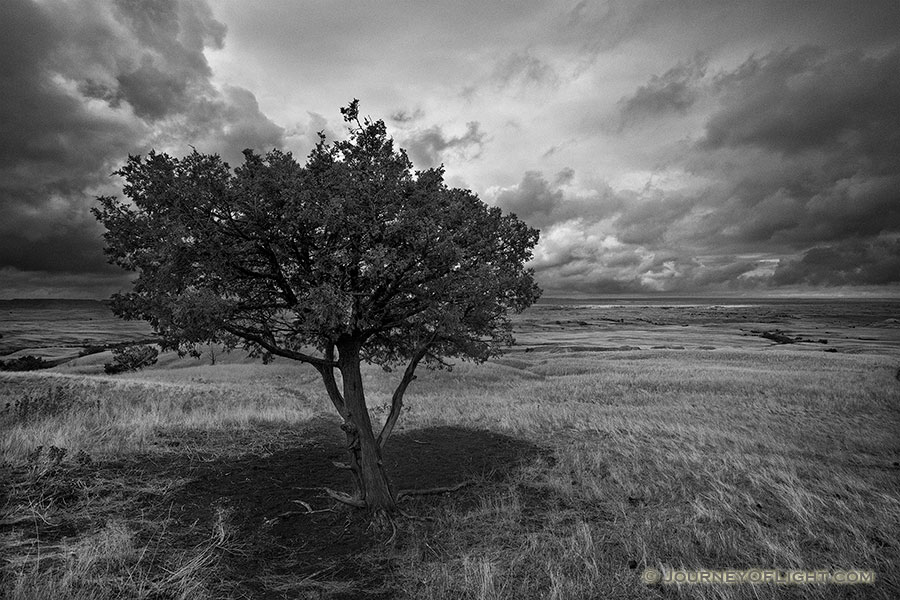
[93,101,541,514]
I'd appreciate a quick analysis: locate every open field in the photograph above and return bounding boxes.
[1,301,899,598]
[0,300,152,358]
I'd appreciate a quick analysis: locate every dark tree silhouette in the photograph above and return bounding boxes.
[93,101,541,513]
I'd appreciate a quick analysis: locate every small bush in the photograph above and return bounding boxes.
[79,344,108,357]
[103,345,159,374]
[0,355,50,371]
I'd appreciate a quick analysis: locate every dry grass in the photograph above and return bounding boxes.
[2,508,236,600]
[2,344,899,598]
[0,365,329,462]
[383,348,899,598]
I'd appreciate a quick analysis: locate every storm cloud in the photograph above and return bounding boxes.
[2,0,899,297]
[0,0,282,297]
[618,55,708,126]
[536,37,900,293]
[493,170,620,229]
[675,45,900,279]
[773,240,900,287]
[703,46,900,162]
[492,171,774,294]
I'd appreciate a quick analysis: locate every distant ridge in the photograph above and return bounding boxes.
[0,298,109,306]
[537,295,900,305]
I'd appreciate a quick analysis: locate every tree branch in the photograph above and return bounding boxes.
[377,334,435,449]
[257,241,299,306]
[315,361,349,419]
[222,324,337,367]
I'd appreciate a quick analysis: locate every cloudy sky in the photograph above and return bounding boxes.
[2,0,899,298]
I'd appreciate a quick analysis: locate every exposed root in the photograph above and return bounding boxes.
[277,500,335,519]
[383,518,398,545]
[289,486,367,509]
[286,479,473,520]
[398,509,434,522]
[323,487,366,508]
[396,480,473,501]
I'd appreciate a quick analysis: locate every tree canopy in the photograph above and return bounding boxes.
[93,100,541,512]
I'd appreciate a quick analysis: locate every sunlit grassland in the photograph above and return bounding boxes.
[2,346,899,598]
[0,363,328,462]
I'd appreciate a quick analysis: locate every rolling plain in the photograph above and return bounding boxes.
[1,297,899,599]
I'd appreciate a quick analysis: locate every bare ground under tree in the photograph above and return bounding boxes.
[1,417,546,599]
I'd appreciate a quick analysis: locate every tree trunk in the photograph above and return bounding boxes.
[337,339,397,513]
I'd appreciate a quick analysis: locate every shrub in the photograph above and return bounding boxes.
[0,355,50,371]
[103,344,159,374]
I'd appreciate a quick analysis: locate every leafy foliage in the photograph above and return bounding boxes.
[103,344,160,374]
[93,100,541,370]
[0,355,50,371]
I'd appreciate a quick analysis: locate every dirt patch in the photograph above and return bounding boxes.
[157,419,544,596]
[1,418,530,599]
[2,418,544,597]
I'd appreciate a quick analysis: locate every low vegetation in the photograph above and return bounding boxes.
[102,344,160,375]
[0,356,51,372]
[1,346,898,598]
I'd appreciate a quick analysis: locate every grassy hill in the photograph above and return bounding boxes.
[2,344,898,598]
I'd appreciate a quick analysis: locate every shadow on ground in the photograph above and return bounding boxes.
[158,418,546,598]
[1,418,546,598]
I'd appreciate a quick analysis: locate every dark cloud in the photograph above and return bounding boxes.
[618,55,707,125]
[672,45,900,259]
[116,58,192,120]
[613,193,700,246]
[536,243,771,295]
[703,46,900,165]
[539,42,900,294]
[675,259,761,290]
[494,171,564,226]
[0,0,145,284]
[493,170,620,229]
[3,0,900,297]
[195,86,286,163]
[494,36,900,294]
[492,172,744,294]
[493,156,896,294]
[60,0,227,122]
[0,3,137,178]
[773,239,900,286]
[0,219,117,274]
[403,122,486,168]
[705,173,900,249]
[0,0,283,292]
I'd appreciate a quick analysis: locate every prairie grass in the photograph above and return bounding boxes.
[0,365,329,462]
[1,346,898,598]
[379,348,900,599]
[3,508,236,599]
